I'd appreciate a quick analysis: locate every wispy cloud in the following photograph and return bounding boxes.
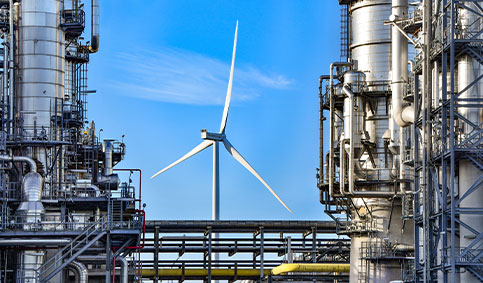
[105,47,293,105]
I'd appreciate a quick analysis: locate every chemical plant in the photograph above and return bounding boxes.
[318,0,482,282]
[0,0,143,282]
[1,0,481,282]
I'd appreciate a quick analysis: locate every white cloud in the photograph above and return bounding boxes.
[105,47,293,105]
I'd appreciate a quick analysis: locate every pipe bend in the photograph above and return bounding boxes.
[0,155,37,172]
[68,261,88,283]
[117,256,129,283]
[393,103,414,127]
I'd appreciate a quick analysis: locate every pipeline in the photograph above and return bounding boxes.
[77,255,128,283]
[271,263,350,275]
[391,0,414,127]
[0,155,37,172]
[0,239,70,246]
[341,85,397,197]
[67,261,88,283]
[141,269,271,278]
[89,0,99,53]
[328,62,353,197]
[103,141,113,175]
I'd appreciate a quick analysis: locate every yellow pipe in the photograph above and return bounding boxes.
[141,268,271,277]
[271,263,350,275]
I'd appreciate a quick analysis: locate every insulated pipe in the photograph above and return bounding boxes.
[271,263,350,275]
[328,62,352,197]
[68,261,88,283]
[391,0,414,127]
[117,256,128,283]
[342,85,397,197]
[89,0,99,53]
[77,255,128,283]
[103,141,113,176]
[0,155,37,172]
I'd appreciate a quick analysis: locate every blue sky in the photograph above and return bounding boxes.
[87,1,340,220]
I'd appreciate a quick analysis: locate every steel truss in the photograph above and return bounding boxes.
[140,220,349,282]
[414,0,483,282]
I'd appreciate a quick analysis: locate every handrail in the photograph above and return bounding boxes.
[38,216,107,276]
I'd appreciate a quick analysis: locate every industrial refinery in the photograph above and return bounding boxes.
[0,0,480,282]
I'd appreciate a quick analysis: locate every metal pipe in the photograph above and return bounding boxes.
[342,85,396,197]
[67,261,88,283]
[141,269,271,278]
[391,0,414,127]
[271,263,350,275]
[8,0,13,136]
[0,239,70,246]
[328,62,352,197]
[117,256,128,283]
[103,141,113,176]
[89,0,99,53]
[77,255,127,283]
[0,154,36,172]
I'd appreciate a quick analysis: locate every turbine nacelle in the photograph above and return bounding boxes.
[201,129,225,142]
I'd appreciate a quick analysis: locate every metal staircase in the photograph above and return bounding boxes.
[111,199,123,222]
[37,216,108,282]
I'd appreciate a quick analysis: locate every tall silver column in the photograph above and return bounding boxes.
[17,0,65,141]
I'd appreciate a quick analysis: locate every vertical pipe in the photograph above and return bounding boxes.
[260,227,264,282]
[154,226,159,283]
[449,1,456,281]
[89,0,99,53]
[117,256,128,283]
[328,62,352,197]
[8,0,13,136]
[391,0,413,127]
[2,35,7,120]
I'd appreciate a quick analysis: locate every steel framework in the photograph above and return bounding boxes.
[412,0,483,282]
[140,220,349,282]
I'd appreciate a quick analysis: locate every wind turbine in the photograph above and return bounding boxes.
[151,21,292,220]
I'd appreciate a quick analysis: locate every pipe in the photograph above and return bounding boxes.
[8,0,13,135]
[76,255,127,283]
[117,256,128,283]
[342,85,396,197]
[328,62,352,197]
[271,263,350,275]
[318,75,329,187]
[0,239,70,246]
[89,0,99,53]
[391,0,414,127]
[0,154,37,172]
[68,261,88,283]
[113,168,142,210]
[103,141,113,175]
[141,269,272,278]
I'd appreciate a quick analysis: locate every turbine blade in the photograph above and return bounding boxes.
[151,140,213,179]
[219,20,238,134]
[222,138,293,213]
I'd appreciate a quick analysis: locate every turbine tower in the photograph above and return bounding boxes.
[151,21,292,221]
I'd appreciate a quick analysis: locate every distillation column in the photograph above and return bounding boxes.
[324,0,415,282]
[17,0,65,168]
